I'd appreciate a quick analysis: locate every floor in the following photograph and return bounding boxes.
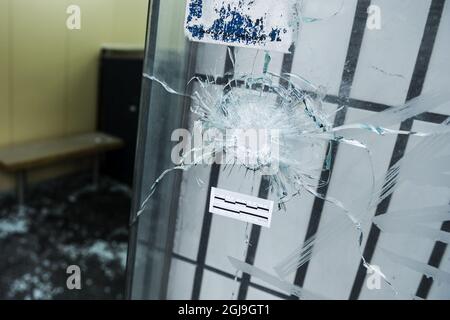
[0,173,131,299]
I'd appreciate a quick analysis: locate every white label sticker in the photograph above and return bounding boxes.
[209,187,273,228]
[185,0,296,53]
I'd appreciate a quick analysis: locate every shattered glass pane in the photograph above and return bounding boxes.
[127,0,450,300]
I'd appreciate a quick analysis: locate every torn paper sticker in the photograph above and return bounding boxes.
[185,0,298,53]
[209,187,273,228]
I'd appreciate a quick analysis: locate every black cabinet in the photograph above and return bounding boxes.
[98,46,144,186]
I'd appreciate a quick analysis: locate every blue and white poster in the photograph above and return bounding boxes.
[185,0,298,53]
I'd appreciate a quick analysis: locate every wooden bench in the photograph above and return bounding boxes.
[0,132,124,210]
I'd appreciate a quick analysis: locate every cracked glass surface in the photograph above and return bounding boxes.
[128,0,450,300]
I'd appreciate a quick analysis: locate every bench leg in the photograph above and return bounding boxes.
[16,170,27,214]
[93,154,100,191]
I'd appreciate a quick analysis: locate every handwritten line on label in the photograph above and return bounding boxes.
[209,187,273,228]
